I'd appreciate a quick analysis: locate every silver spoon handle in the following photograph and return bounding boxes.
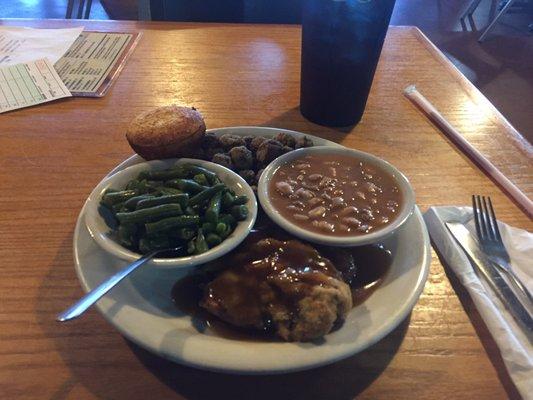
[57,251,157,322]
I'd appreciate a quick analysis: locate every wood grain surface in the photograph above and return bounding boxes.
[0,19,531,400]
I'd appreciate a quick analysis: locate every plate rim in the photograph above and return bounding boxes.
[73,126,431,374]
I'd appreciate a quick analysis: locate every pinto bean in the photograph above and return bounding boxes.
[342,217,362,227]
[308,206,326,219]
[317,221,335,232]
[360,208,374,221]
[307,197,323,207]
[354,191,366,200]
[338,224,350,232]
[295,188,314,199]
[331,197,344,208]
[295,163,311,169]
[276,181,293,195]
[340,206,358,216]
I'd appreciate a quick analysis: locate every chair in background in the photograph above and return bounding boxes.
[461,0,485,20]
[142,0,302,23]
[460,0,532,41]
[477,0,516,41]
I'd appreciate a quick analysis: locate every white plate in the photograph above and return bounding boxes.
[74,127,431,374]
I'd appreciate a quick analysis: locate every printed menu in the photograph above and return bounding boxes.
[0,58,71,114]
[55,31,140,97]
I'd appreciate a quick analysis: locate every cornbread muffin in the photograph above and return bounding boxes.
[126,105,206,160]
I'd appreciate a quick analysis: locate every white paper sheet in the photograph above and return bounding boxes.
[0,26,84,66]
[0,58,71,113]
[424,206,533,399]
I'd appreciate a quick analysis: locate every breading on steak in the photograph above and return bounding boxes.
[200,238,352,341]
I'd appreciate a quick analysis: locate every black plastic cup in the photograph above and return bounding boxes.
[300,0,396,127]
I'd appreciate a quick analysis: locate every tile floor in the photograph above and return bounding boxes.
[0,0,531,143]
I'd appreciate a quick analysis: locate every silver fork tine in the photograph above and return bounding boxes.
[472,195,532,306]
[472,195,482,238]
[475,195,488,240]
[481,196,495,240]
[487,197,503,242]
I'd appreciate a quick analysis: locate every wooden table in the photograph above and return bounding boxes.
[0,19,531,400]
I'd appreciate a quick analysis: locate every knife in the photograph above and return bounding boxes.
[445,222,533,336]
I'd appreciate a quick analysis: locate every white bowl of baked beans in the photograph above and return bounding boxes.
[257,146,415,246]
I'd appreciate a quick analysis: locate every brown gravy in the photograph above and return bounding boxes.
[171,224,392,341]
[269,153,403,236]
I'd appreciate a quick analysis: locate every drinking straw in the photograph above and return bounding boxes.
[404,85,533,218]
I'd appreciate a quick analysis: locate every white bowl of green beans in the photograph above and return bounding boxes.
[84,158,257,268]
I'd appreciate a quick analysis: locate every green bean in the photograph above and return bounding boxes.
[167,179,209,194]
[112,202,126,213]
[117,223,138,247]
[218,214,236,228]
[136,179,159,194]
[232,195,248,205]
[184,164,219,185]
[174,228,196,240]
[206,233,222,247]
[147,180,165,188]
[126,180,140,191]
[187,240,196,254]
[193,173,209,186]
[137,171,149,180]
[145,215,200,235]
[222,191,235,210]
[194,230,209,254]
[218,224,233,239]
[215,222,227,235]
[139,235,171,253]
[201,222,216,234]
[124,195,155,210]
[222,193,247,208]
[116,204,183,224]
[231,205,249,221]
[137,194,189,209]
[215,222,228,235]
[142,166,188,181]
[205,192,222,223]
[102,190,137,206]
[157,186,182,196]
[189,184,225,206]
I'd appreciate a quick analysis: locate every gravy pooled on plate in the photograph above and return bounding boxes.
[269,153,402,236]
[171,224,393,342]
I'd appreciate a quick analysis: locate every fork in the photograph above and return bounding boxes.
[472,195,532,304]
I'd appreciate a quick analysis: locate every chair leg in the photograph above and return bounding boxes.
[478,0,517,41]
[76,0,86,19]
[65,0,74,18]
[461,0,484,20]
[83,0,93,19]
[137,0,152,20]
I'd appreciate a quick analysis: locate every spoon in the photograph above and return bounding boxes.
[57,247,183,322]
